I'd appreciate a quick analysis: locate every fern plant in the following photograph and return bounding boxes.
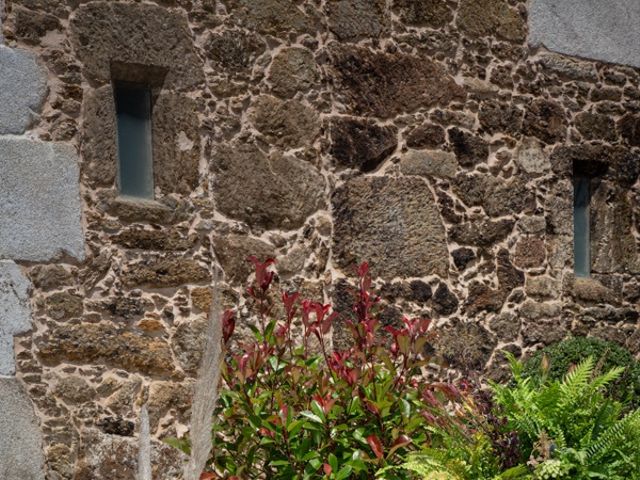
[492,353,640,480]
[383,354,640,480]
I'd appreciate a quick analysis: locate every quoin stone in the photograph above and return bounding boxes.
[0,261,32,376]
[0,137,84,261]
[530,0,640,68]
[0,378,45,480]
[0,46,46,134]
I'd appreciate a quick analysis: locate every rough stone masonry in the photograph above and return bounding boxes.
[0,0,639,478]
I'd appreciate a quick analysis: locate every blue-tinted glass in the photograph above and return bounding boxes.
[115,84,153,198]
[573,176,591,277]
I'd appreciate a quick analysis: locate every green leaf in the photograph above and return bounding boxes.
[328,453,339,472]
[311,400,327,423]
[301,410,323,424]
[335,465,353,480]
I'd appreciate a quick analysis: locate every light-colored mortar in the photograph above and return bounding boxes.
[0,0,638,478]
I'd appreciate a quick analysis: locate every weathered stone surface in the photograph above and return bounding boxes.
[213,234,275,285]
[400,150,457,179]
[226,0,318,37]
[37,323,175,376]
[432,283,459,315]
[205,29,265,75]
[514,137,550,174]
[75,429,185,480]
[523,99,567,144]
[478,100,523,135]
[326,0,387,41]
[575,112,616,141]
[453,174,534,217]
[329,45,466,118]
[269,47,319,98]
[70,2,204,89]
[519,300,562,321]
[549,144,609,177]
[458,0,526,42]
[191,287,212,313]
[45,291,84,321]
[80,86,117,188]
[525,276,560,300]
[570,277,620,305]
[465,283,504,315]
[392,0,453,28]
[449,219,515,247]
[436,320,497,371]
[53,376,96,405]
[489,312,521,341]
[97,417,135,437]
[103,195,192,225]
[29,265,74,291]
[514,237,547,269]
[0,262,32,376]
[536,53,598,82]
[591,185,640,274]
[0,378,45,479]
[522,318,568,346]
[452,248,476,271]
[172,317,206,375]
[617,113,640,147]
[122,257,210,288]
[0,137,84,261]
[329,117,397,172]
[152,94,201,194]
[448,128,489,168]
[249,95,320,149]
[483,179,535,218]
[112,227,194,251]
[497,249,525,293]
[406,123,446,150]
[148,381,192,430]
[332,176,449,279]
[0,46,47,134]
[529,0,640,68]
[82,87,200,194]
[213,143,325,231]
[409,280,433,304]
[12,6,61,45]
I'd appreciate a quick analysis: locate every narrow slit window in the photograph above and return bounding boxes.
[573,175,591,277]
[114,83,154,199]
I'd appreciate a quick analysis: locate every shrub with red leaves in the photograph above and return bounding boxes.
[205,258,478,479]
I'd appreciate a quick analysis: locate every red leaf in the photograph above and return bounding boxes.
[392,434,412,449]
[366,434,384,460]
[323,463,332,475]
[200,473,216,480]
[222,309,236,343]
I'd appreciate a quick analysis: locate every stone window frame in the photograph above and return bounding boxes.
[572,159,608,278]
[111,62,168,201]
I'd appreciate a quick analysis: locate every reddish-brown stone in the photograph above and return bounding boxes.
[329,45,466,118]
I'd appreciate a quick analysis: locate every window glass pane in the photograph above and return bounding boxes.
[115,84,153,199]
[573,176,590,277]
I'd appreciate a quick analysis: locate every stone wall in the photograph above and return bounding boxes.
[0,0,638,478]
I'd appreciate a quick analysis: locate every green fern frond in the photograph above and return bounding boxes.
[377,452,464,480]
[559,356,594,407]
[588,366,626,394]
[586,409,640,460]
